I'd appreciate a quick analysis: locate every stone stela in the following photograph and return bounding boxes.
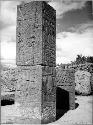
[75,70,91,95]
[15,1,56,124]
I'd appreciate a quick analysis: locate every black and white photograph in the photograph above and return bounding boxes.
[0,0,93,124]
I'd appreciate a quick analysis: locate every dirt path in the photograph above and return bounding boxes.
[49,95,93,125]
[1,95,93,125]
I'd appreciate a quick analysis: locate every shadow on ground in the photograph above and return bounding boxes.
[56,102,79,121]
[56,88,79,121]
[56,87,70,120]
[75,103,79,109]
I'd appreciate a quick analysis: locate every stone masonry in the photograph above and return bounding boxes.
[56,68,75,110]
[15,1,56,124]
[16,1,56,67]
[67,63,93,94]
[75,70,91,95]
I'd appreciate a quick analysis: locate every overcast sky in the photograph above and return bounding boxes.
[0,0,93,67]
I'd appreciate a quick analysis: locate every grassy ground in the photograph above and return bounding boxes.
[1,95,93,125]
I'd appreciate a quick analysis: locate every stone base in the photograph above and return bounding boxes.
[14,102,56,124]
[15,117,41,124]
[15,65,56,124]
[41,102,56,124]
[15,65,56,104]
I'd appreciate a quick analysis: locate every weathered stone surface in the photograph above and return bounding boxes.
[90,73,93,92]
[14,102,56,124]
[14,102,41,124]
[15,65,56,105]
[56,68,75,110]
[15,66,56,124]
[75,70,91,95]
[41,102,56,124]
[42,76,56,102]
[15,65,56,124]
[16,1,56,124]
[69,92,75,110]
[56,69,75,86]
[16,1,56,67]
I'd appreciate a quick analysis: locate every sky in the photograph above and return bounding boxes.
[0,0,93,67]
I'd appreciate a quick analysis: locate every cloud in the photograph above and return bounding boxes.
[0,1,20,29]
[56,28,93,64]
[1,41,16,66]
[1,0,92,67]
[1,26,16,43]
[49,0,86,18]
[0,21,16,67]
[68,21,93,33]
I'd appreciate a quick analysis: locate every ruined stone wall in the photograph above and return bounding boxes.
[16,1,56,124]
[56,68,75,110]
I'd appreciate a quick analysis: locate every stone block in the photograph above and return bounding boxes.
[69,92,75,110]
[14,102,41,124]
[15,1,56,124]
[75,70,91,95]
[90,73,93,91]
[41,102,56,124]
[42,76,56,102]
[16,1,56,67]
[15,65,56,105]
[59,85,75,92]
[14,102,56,124]
[56,69,75,86]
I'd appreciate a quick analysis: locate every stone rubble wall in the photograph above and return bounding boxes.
[1,68,17,92]
[56,69,75,86]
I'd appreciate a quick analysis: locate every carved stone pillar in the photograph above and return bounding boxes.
[15,1,56,124]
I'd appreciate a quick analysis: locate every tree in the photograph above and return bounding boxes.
[86,56,93,63]
[73,54,93,64]
[76,54,86,64]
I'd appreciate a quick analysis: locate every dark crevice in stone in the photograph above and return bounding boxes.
[1,99,14,106]
[56,87,69,120]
